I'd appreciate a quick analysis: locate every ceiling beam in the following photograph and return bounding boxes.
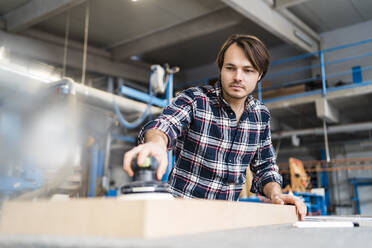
[110,8,245,61]
[222,0,319,53]
[274,0,310,9]
[4,0,86,32]
[276,8,320,42]
[0,30,149,83]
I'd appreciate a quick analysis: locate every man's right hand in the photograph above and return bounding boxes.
[123,130,168,180]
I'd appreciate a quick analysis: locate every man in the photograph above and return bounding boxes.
[123,34,306,220]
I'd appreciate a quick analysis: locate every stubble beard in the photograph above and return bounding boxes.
[222,86,249,104]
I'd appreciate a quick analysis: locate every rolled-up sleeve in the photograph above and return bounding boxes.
[137,90,194,150]
[250,121,283,195]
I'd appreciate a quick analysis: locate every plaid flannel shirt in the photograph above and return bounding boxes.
[138,82,282,200]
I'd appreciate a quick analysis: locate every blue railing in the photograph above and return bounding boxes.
[259,37,372,102]
[181,38,372,103]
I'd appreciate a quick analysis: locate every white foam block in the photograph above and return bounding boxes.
[294,221,355,228]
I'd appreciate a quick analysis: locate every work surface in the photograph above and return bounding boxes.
[0,224,371,248]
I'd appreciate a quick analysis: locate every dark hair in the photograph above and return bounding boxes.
[216,34,270,79]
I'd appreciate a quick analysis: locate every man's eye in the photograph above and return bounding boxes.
[226,67,234,71]
[245,69,254,73]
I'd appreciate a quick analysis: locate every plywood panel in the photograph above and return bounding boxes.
[0,198,298,238]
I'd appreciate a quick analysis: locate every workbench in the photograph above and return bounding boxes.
[1,199,371,247]
[0,224,370,248]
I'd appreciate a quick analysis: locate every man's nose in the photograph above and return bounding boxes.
[233,69,243,82]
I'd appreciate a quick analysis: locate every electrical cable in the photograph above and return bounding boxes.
[113,74,155,129]
[275,137,282,156]
[62,10,70,78]
[81,1,90,85]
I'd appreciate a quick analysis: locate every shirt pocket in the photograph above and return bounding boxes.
[199,119,224,161]
[192,119,225,180]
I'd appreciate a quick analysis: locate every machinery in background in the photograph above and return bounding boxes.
[239,157,327,215]
[0,62,179,202]
[111,63,179,194]
[0,71,83,203]
[349,177,372,214]
[283,158,326,215]
[0,160,44,201]
[283,158,312,193]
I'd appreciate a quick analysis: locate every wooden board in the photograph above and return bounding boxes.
[0,198,298,238]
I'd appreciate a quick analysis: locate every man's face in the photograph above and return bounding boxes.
[220,43,261,103]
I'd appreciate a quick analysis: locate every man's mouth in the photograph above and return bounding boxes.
[230,84,244,90]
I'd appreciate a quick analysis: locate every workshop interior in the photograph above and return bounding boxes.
[1,0,372,246]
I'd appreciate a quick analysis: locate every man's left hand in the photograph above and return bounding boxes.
[271,194,307,221]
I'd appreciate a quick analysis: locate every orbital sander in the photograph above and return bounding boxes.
[120,156,174,200]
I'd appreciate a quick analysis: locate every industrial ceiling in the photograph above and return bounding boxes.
[1,0,372,85]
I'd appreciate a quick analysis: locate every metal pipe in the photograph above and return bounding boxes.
[166,74,173,105]
[0,68,161,117]
[120,84,167,108]
[81,1,90,85]
[68,79,162,116]
[323,119,331,162]
[88,143,99,197]
[320,51,327,97]
[102,129,112,191]
[111,134,136,144]
[257,81,262,101]
[272,121,372,139]
[107,76,114,93]
[164,74,174,182]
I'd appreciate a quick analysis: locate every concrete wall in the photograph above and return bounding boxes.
[319,19,372,87]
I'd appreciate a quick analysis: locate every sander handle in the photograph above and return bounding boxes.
[131,156,159,182]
